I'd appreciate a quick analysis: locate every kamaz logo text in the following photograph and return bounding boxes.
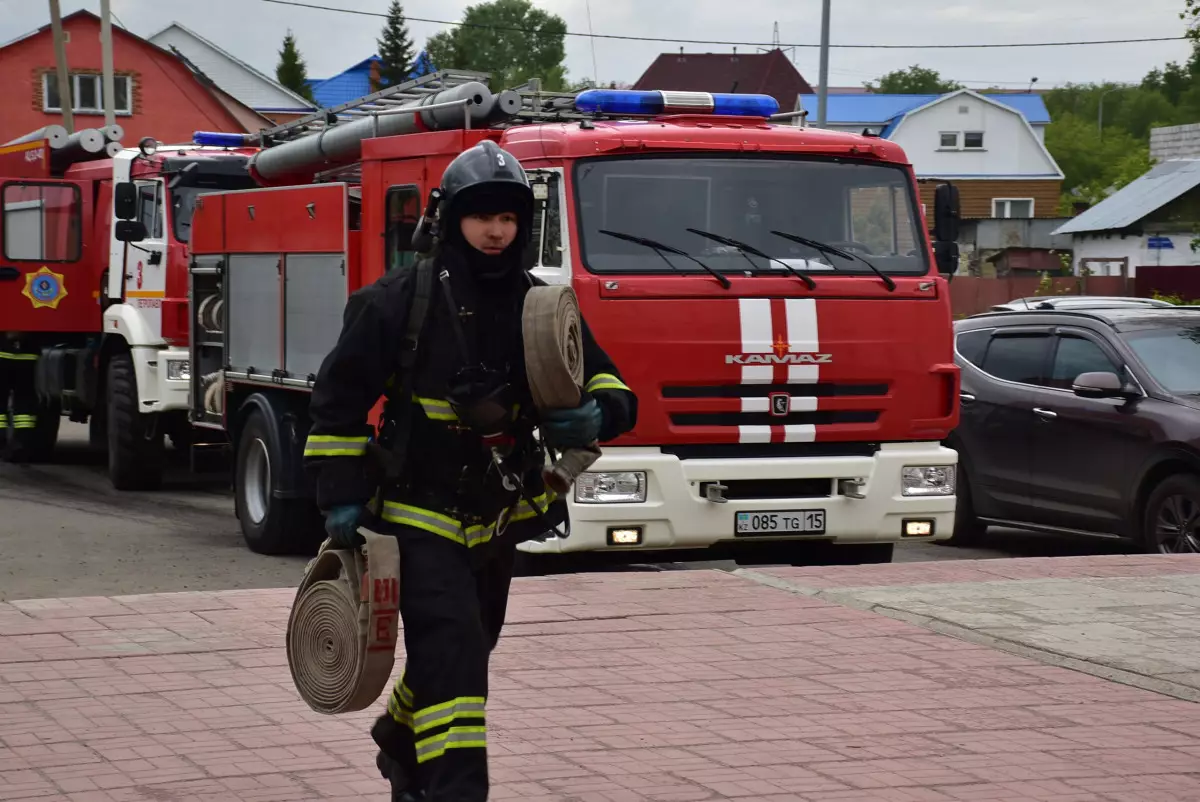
[725,353,833,365]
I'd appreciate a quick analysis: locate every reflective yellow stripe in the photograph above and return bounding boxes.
[415,726,487,764]
[413,395,458,421]
[412,697,486,735]
[0,419,6,429]
[586,373,630,393]
[0,352,37,361]
[11,415,37,429]
[303,434,369,457]
[511,490,557,524]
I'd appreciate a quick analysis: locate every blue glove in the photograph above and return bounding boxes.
[325,504,366,548]
[541,398,604,449]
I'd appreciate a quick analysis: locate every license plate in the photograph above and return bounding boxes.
[735,510,826,536]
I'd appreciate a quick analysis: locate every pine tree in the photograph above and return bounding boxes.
[376,0,416,89]
[276,30,314,102]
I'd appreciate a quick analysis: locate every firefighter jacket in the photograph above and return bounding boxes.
[303,247,638,552]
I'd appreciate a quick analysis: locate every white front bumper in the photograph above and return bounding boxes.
[131,347,191,414]
[520,442,957,555]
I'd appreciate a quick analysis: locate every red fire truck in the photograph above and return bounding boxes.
[2,71,962,568]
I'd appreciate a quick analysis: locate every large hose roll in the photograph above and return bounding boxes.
[286,528,401,714]
[522,285,602,494]
[250,81,519,182]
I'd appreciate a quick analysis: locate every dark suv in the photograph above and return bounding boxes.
[950,307,1200,553]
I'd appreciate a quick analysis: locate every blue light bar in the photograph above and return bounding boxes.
[574,89,780,118]
[193,131,249,147]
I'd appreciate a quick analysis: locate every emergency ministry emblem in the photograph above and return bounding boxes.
[769,392,790,417]
[23,266,67,310]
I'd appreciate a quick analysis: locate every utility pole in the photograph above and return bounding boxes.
[100,0,116,126]
[48,0,73,133]
[817,0,831,128]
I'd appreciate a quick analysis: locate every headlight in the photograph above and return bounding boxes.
[902,465,956,497]
[167,359,191,381]
[575,471,646,504]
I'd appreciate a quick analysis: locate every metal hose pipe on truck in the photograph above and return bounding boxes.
[248,81,522,183]
[49,130,122,170]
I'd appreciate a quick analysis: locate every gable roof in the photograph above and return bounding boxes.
[307,51,437,109]
[796,91,1051,126]
[1054,160,1200,236]
[633,49,813,110]
[148,22,316,113]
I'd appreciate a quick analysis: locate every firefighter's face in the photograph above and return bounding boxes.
[460,211,519,256]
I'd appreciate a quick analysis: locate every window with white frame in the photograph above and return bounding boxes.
[43,73,132,115]
[993,198,1034,218]
[939,132,959,149]
[964,131,985,149]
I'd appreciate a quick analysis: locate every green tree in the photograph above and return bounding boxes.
[275,30,314,102]
[865,65,963,94]
[425,0,568,90]
[376,0,417,89]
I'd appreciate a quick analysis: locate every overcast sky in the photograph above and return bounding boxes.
[1,0,1194,91]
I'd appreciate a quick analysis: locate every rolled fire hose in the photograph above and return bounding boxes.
[522,284,603,494]
[286,528,401,714]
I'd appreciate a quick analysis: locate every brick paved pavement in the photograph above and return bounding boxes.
[2,557,1200,801]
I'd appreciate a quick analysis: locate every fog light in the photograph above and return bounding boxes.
[902,465,956,496]
[167,359,191,381]
[575,471,646,504]
[607,526,642,546]
[903,519,935,537]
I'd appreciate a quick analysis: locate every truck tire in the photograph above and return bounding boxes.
[234,408,323,555]
[106,352,164,491]
[940,465,986,547]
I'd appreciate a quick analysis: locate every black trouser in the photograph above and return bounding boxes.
[0,354,37,450]
[372,526,517,801]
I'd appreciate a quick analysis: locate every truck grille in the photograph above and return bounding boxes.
[663,382,888,399]
[670,410,879,427]
[699,478,832,500]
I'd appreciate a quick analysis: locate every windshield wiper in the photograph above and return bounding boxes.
[598,229,732,289]
[685,228,816,290]
[769,230,896,291]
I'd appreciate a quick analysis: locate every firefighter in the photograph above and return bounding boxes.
[0,332,40,463]
[303,139,637,802]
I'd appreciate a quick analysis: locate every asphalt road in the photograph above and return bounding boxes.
[0,423,1138,601]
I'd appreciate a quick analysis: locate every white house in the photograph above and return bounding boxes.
[797,89,1064,221]
[1053,159,1200,279]
[148,22,316,124]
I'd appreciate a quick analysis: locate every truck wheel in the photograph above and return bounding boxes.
[235,408,322,555]
[106,352,164,491]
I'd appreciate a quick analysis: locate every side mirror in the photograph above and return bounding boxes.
[933,183,960,242]
[114,182,138,221]
[934,240,960,275]
[1072,371,1130,399]
[114,219,147,243]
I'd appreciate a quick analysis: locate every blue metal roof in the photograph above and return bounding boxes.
[308,51,438,109]
[796,92,1052,126]
[1053,159,1200,236]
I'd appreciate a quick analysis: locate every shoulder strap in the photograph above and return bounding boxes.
[383,259,434,480]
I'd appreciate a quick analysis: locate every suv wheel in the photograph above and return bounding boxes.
[1143,474,1200,554]
[941,465,986,547]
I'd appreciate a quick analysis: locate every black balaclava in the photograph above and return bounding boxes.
[443,184,530,284]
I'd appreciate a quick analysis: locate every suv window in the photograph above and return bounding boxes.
[1048,335,1119,390]
[956,329,990,367]
[981,334,1049,385]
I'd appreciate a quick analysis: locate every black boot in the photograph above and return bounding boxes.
[377,751,424,802]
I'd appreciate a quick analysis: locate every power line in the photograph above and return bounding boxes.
[258,0,1187,50]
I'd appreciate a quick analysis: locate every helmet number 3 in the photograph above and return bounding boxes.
[497,153,506,167]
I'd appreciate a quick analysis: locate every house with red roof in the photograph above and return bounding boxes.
[632,48,813,111]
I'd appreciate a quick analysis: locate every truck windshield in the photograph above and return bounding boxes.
[170,177,256,243]
[573,155,929,276]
